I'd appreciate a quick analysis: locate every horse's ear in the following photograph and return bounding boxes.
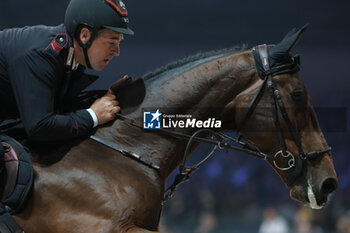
[277,24,309,53]
[281,27,297,42]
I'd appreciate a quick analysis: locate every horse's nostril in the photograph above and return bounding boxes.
[321,177,338,195]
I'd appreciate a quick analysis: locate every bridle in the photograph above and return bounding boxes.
[234,44,331,186]
[90,44,331,202]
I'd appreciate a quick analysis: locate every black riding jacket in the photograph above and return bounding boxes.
[0,24,100,141]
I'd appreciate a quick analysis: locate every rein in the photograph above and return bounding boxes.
[90,44,331,202]
[90,114,277,202]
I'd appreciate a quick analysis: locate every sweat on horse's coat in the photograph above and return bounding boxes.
[12,25,337,233]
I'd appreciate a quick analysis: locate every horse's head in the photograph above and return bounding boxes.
[226,25,338,209]
[102,25,337,209]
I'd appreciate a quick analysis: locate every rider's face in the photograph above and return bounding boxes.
[88,29,123,71]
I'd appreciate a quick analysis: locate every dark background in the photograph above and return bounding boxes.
[1,0,349,232]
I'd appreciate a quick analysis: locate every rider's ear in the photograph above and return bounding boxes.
[79,27,91,45]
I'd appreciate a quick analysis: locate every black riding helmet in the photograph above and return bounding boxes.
[64,0,134,69]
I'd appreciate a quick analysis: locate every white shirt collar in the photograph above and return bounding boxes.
[71,58,79,70]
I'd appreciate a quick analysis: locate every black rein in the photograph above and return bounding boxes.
[89,44,331,201]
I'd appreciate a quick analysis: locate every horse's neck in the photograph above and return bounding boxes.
[95,50,257,177]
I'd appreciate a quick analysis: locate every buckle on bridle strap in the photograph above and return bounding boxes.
[273,150,296,171]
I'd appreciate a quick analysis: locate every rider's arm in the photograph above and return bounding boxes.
[8,49,94,141]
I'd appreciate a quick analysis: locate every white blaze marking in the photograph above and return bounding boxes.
[307,178,323,209]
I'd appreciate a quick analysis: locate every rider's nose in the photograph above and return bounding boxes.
[112,44,120,56]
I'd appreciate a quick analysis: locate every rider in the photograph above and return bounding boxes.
[0,0,134,231]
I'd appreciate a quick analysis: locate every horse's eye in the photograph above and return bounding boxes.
[290,91,306,103]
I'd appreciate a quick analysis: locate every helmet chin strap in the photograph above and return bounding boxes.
[76,28,99,69]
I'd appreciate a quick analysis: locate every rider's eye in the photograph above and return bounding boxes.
[290,91,306,103]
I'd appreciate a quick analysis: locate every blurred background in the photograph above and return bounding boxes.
[1,0,349,232]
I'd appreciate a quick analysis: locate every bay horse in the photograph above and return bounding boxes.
[14,25,337,233]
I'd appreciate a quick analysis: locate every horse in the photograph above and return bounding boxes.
[13,25,337,233]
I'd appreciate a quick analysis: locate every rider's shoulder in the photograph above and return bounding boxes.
[0,25,71,65]
[43,25,72,58]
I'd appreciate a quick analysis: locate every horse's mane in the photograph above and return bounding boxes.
[142,46,246,81]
